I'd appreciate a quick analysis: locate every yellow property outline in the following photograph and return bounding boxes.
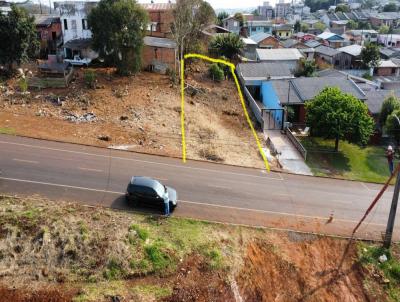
[180,53,270,172]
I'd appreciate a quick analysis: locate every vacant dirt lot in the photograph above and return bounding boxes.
[0,195,398,302]
[0,62,276,170]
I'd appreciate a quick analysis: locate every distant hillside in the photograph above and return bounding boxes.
[215,7,257,15]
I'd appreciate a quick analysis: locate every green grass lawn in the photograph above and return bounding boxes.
[300,137,393,183]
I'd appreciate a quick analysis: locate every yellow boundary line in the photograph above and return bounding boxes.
[180,53,270,172]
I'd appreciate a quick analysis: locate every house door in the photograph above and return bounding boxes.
[262,109,285,131]
[52,32,56,40]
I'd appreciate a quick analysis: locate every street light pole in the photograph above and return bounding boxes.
[384,114,400,248]
[384,167,400,248]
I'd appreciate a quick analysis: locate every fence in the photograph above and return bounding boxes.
[286,128,307,160]
[238,75,263,124]
[28,67,74,89]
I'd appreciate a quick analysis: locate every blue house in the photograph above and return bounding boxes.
[243,20,272,36]
[260,82,284,129]
[317,31,346,48]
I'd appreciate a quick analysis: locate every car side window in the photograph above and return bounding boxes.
[143,187,157,197]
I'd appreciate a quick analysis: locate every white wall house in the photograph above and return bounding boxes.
[54,1,99,59]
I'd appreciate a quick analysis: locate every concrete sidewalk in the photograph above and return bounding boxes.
[265,130,312,175]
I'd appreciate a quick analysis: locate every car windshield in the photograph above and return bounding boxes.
[153,181,165,197]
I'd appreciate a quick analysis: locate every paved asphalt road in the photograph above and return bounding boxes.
[0,134,398,241]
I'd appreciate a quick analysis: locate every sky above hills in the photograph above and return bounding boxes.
[138,0,273,9]
[24,0,275,12]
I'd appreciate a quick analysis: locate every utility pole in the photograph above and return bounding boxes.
[384,166,400,248]
[384,113,400,249]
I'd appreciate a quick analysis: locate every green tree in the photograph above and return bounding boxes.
[314,21,327,31]
[361,43,380,69]
[305,87,374,151]
[335,4,350,12]
[217,11,229,26]
[347,20,358,30]
[358,21,372,29]
[172,0,215,70]
[88,0,148,75]
[209,33,244,59]
[379,24,390,34]
[380,95,400,126]
[294,20,301,33]
[386,109,400,144]
[209,63,224,81]
[234,12,244,27]
[301,23,310,32]
[0,5,39,73]
[295,59,317,77]
[383,3,397,12]
[305,0,337,12]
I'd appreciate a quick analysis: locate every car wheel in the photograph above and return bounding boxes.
[169,201,176,211]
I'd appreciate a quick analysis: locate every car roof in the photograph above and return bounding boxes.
[130,176,160,189]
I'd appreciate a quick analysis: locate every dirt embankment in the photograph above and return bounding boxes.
[0,195,397,302]
[0,62,277,170]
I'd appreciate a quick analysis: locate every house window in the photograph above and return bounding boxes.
[335,60,339,66]
[82,19,88,30]
[392,68,396,74]
[233,21,238,27]
[64,19,68,30]
[286,32,289,36]
[71,20,77,30]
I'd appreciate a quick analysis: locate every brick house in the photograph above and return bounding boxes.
[33,14,62,59]
[143,36,177,73]
[250,32,281,49]
[142,3,174,39]
[374,60,400,77]
[141,3,177,73]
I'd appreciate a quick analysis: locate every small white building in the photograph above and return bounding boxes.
[378,34,400,48]
[54,1,99,59]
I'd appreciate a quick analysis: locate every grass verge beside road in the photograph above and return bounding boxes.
[300,137,392,183]
[0,195,398,302]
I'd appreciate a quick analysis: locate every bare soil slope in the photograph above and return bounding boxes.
[0,63,275,169]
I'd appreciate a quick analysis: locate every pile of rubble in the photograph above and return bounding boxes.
[63,111,97,123]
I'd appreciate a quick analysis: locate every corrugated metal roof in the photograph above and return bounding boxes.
[317,31,344,40]
[314,45,340,57]
[249,32,273,44]
[272,80,302,104]
[144,36,176,49]
[338,44,362,57]
[33,14,60,26]
[379,60,398,68]
[241,37,257,45]
[237,62,293,79]
[256,48,303,61]
[290,77,366,101]
[140,3,174,10]
[364,90,400,114]
[304,40,321,48]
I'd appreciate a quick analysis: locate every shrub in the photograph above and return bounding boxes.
[84,69,97,89]
[144,243,174,273]
[129,224,149,241]
[103,258,125,280]
[18,77,28,92]
[205,248,223,270]
[208,63,224,82]
[362,71,373,80]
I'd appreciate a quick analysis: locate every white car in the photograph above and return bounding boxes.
[64,55,92,67]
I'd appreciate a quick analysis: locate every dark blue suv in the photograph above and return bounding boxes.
[126,176,177,210]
